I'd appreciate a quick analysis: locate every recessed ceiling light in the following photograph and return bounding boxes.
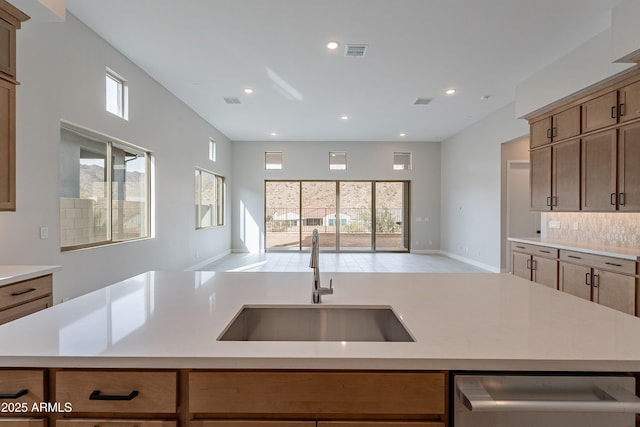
[445,89,456,95]
[399,133,406,137]
[270,132,277,136]
[326,41,339,50]
[340,115,349,120]
[480,95,491,100]
[244,88,254,94]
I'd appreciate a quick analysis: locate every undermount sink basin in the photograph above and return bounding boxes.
[217,305,414,342]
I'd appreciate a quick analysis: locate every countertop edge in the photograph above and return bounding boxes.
[508,237,640,261]
[0,265,61,287]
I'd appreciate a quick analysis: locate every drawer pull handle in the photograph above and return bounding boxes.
[611,105,617,119]
[89,389,139,401]
[11,288,36,297]
[540,250,551,254]
[516,246,526,249]
[568,255,582,259]
[605,262,623,267]
[0,388,28,399]
[585,273,591,286]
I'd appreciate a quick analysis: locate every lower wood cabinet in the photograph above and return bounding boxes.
[511,244,558,289]
[189,422,315,427]
[0,419,45,426]
[317,423,444,427]
[56,421,176,427]
[55,370,177,414]
[559,250,637,315]
[0,369,45,406]
[0,275,53,325]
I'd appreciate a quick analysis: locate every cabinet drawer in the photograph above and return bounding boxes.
[0,295,52,325]
[189,371,446,416]
[56,420,177,427]
[560,250,636,274]
[511,243,558,258]
[0,370,45,405]
[55,371,177,413]
[0,275,52,311]
[318,423,445,427]
[0,420,45,427]
[190,422,314,427]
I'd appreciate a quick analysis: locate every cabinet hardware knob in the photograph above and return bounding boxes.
[592,274,599,288]
[0,388,28,399]
[546,128,552,139]
[552,127,557,137]
[11,288,36,297]
[611,105,617,119]
[540,250,551,254]
[619,103,625,117]
[568,255,582,259]
[618,193,625,206]
[546,196,552,207]
[585,273,591,286]
[89,390,139,401]
[610,193,617,206]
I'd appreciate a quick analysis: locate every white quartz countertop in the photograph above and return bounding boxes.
[0,265,61,287]
[508,237,640,261]
[2,271,640,371]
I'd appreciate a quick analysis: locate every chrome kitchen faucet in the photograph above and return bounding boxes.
[310,229,333,303]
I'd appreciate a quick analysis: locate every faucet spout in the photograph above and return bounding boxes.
[310,229,333,303]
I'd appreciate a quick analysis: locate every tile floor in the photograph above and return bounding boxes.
[202,252,488,273]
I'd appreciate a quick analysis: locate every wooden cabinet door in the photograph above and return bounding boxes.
[318,423,444,427]
[190,422,314,427]
[530,147,551,211]
[617,121,640,211]
[0,18,16,78]
[552,106,581,141]
[559,262,592,302]
[0,420,45,427]
[530,117,552,148]
[56,421,176,427]
[511,252,532,281]
[592,269,636,315]
[581,130,617,211]
[0,77,15,211]
[619,80,640,123]
[582,91,618,133]
[532,256,558,289]
[552,138,581,210]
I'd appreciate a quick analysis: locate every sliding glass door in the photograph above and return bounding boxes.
[265,180,409,252]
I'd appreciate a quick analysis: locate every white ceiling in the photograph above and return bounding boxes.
[65,0,622,142]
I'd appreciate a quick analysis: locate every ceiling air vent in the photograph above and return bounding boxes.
[414,97,433,105]
[344,44,368,57]
[223,97,241,105]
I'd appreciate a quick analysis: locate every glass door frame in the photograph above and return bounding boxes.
[264,180,410,253]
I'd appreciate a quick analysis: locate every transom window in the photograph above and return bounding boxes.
[393,152,411,170]
[106,68,128,120]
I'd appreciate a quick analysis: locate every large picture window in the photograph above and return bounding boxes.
[59,125,151,250]
[196,169,225,228]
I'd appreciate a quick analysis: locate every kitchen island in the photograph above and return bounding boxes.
[2,271,640,426]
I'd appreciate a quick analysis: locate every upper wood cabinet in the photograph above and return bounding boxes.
[618,121,640,211]
[0,1,28,212]
[530,139,580,211]
[530,105,580,148]
[581,129,617,211]
[528,70,640,212]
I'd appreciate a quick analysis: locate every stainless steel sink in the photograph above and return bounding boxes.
[217,305,414,342]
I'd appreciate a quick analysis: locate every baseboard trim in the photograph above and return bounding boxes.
[411,249,441,255]
[439,251,500,273]
[185,249,232,271]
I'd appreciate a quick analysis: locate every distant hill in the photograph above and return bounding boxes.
[80,164,145,199]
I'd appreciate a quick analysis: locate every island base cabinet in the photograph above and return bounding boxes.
[56,421,176,427]
[189,371,446,421]
[318,423,444,427]
[0,420,45,427]
[189,422,314,427]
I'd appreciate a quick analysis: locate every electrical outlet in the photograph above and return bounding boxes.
[39,226,49,239]
[572,222,579,230]
[549,221,561,229]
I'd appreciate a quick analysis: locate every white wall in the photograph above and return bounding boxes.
[440,103,528,272]
[516,28,634,118]
[1,13,232,302]
[231,141,441,254]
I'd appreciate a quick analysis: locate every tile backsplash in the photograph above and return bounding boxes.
[543,212,640,247]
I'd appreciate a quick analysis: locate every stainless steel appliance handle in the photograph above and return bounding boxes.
[456,377,640,413]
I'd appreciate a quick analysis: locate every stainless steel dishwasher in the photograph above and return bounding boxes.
[453,374,640,427]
